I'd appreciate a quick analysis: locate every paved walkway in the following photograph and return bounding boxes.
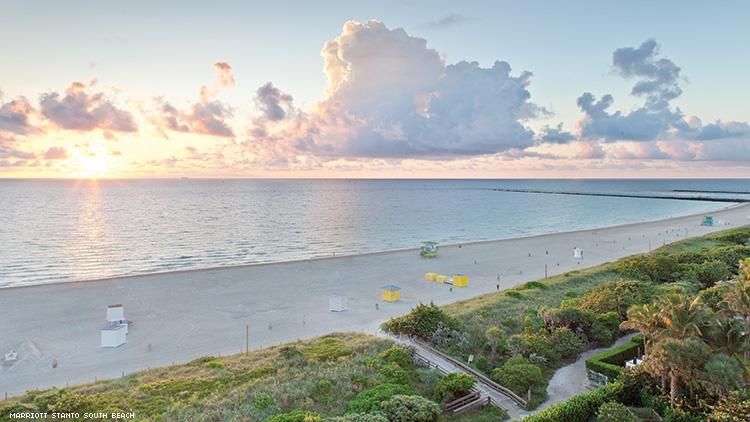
[538,334,637,411]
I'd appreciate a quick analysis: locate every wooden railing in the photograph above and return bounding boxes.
[411,349,497,414]
[444,391,491,415]
[412,338,529,408]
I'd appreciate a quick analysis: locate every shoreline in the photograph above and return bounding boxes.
[3,201,744,291]
[1,203,749,397]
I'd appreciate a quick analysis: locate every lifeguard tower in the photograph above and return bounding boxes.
[382,285,401,302]
[702,216,714,226]
[420,241,439,258]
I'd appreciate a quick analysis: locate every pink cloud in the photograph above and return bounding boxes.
[39,81,137,132]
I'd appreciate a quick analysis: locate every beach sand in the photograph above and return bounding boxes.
[1,204,749,396]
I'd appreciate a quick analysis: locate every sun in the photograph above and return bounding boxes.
[73,145,113,178]
[79,154,108,176]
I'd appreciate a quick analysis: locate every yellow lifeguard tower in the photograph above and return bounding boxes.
[424,272,438,281]
[382,285,401,302]
[452,274,469,287]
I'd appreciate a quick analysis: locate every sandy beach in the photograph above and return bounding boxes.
[1,204,749,397]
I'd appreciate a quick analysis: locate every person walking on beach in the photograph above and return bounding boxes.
[375,303,379,310]
[496,284,500,291]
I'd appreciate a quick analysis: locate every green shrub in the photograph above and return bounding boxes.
[540,307,595,333]
[492,356,543,396]
[522,381,624,422]
[677,260,731,288]
[311,379,334,404]
[347,383,417,414]
[378,347,413,369]
[29,388,65,411]
[254,393,274,410]
[612,254,679,284]
[522,281,549,290]
[703,245,750,270]
[510,328,587,365]
[433,373,475,402]
[506,290,524,299]
[675,250,710,264]
[713,229,750,245]
[381,395,441,422]
[301,337,352,361]
[265,410,322,422]
[597,401,636,422]
[204,360,225,369]
[590,312,621,346]
[377,362,412,386]
[572,279,656,318]
[664,408,704,422]
[382,303,460,339]
[550,327,587,360]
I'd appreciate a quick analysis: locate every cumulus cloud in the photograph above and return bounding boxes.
[0,95,37,135]
[255,82,294,121]
[156,98,234,137]
[612,39,682,110]
[249,20,541,160]
[538,123,575,143]
[559,39,750,162]
[153,62,236,138]
[200,62,235,101]
[39,81,137,132]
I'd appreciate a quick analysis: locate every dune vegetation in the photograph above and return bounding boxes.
[0,333,506,421]
[385,226,750,419]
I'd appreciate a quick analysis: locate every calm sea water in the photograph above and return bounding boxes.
[0,179,747,288]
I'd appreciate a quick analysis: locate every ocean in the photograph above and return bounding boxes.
[1,179,747,288]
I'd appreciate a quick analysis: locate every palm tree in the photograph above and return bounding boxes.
[655,294,707,340]
[644,338,711,407]
[620,294,706,354]
[706,316,747,357]
[718,275,750,359]
[620,302,660,355]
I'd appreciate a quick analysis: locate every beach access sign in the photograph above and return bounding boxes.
[6,411,136,420]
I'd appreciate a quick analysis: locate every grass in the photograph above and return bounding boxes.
[1,334,389,421]
[0,332,508,422]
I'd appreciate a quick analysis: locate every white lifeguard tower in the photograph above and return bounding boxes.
[329,295,348,312]
[106,304,128,333]
[100,324,127,348]
[573,247,583,259]
[101,304,129,347]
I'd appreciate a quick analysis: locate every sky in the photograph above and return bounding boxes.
[1,0,749,178]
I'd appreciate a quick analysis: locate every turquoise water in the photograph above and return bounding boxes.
[0,179,746,287]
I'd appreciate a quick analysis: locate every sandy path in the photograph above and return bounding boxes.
[0,204,748,397]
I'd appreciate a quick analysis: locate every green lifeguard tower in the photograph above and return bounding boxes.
[702,216,714,227]
[420,241,439,258]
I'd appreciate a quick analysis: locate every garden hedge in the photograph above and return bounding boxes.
[522,381,624,422]
[585,337,642,380]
